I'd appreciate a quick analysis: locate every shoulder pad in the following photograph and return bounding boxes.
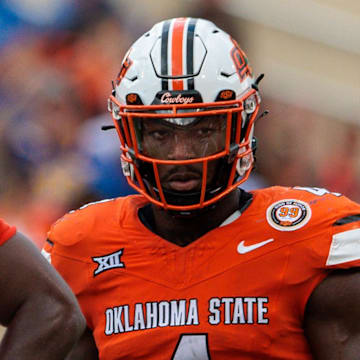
[48,198,118,246]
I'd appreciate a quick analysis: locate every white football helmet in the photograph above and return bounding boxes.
[108,17,262,212]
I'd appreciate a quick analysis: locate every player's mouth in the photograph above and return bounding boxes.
[166,173,201,192]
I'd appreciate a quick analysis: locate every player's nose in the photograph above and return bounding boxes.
[167,133,197,160]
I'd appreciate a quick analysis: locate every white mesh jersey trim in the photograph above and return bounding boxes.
[326,228,360,266]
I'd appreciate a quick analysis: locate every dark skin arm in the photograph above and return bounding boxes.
[304,268,360,359]
[65,326,98,360]
[0,232,86,359]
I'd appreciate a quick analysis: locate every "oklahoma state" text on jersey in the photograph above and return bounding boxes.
[105,296,269,335]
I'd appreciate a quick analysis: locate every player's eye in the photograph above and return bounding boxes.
[149,130,171,141]
[196,127,215,137]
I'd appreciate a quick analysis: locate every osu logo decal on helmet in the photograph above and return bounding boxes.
[108,17,264,213]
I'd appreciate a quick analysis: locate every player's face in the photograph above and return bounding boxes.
[140,115,226,192]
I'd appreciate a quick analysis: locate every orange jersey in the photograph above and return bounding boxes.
[45,186,360,360]
[0,219,16,246]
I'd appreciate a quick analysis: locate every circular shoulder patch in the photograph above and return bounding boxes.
[266,199,312,231]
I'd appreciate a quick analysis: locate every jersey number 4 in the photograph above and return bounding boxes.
[172,334,210,360]
[294,186,341,197]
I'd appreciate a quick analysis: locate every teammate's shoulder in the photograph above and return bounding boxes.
[0,218,16,246]
[48,194,146,246]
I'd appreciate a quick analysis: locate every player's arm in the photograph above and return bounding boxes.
[0,232,86,359]
[65,326,99,360]
[304,268,360,359]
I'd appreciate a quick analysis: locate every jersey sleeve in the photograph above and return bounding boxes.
[324,195,360,268]
[0,219,16,246]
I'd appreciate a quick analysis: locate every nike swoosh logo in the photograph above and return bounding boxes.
[237,238,274,254]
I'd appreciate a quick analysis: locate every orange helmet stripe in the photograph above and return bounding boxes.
[171,18,186,90]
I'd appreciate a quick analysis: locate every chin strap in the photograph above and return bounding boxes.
[257,110,269,121]
[252,73,265,91]
[101,125,116,131]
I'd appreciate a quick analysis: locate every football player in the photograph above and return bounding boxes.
[44,18,360,359]
[0,218,85,359]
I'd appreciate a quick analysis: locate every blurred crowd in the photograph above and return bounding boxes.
[1,0,359,247]
[0,0,140,245]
